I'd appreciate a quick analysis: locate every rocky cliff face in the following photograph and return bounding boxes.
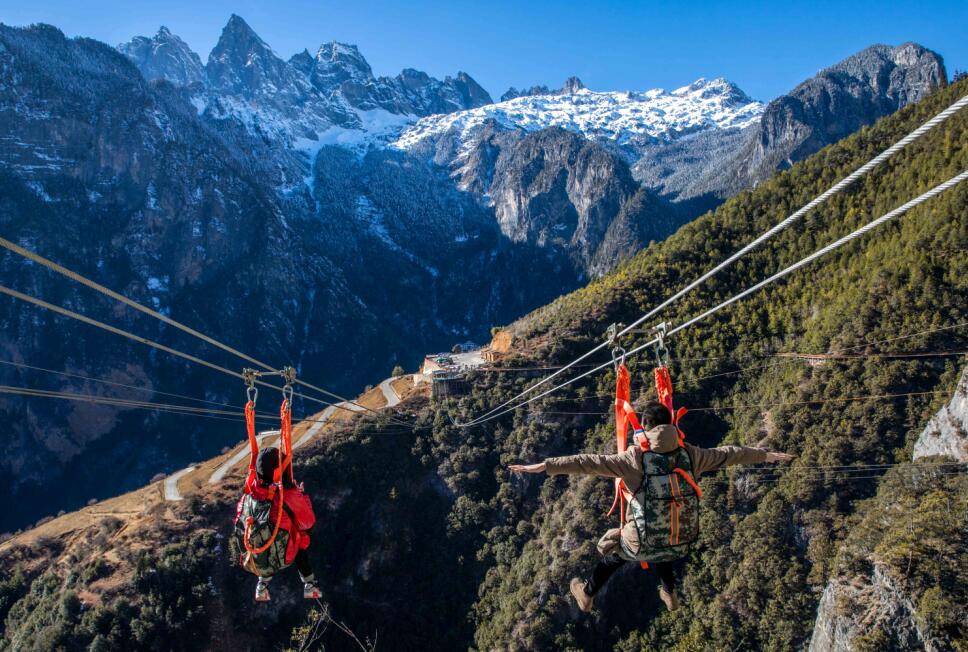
[479,127,677,277]
[116,26,205,86]
[808,566,935,652]
[914,364,968,461]
[678,43,948,201]
[808,365,968,652]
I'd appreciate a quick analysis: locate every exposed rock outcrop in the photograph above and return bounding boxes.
[914,365,968,461]
[809,566,935,652]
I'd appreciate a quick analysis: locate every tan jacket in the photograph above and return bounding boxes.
[543,425,767,557]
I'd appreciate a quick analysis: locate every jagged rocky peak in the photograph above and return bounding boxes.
[206,14,296,95]
[452,71,492,108]
[117,25,205,85]
[501,75,585,101]
[823,42,947,106]
[314,40,375,87]
[561,75,585,93]
[289,48,314,75]
[675,76,752,103]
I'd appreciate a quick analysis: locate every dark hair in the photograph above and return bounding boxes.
[641,401,672,428]
[256,447,295,488]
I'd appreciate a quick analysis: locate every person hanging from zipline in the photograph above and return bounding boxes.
[230,368,322,602]
[509,400,793,612]
[234,446,321,602]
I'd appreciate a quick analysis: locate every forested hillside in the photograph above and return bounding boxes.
[1,77,966,652]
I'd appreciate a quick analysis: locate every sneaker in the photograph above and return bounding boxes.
[255,578,271,602]
[303,582,322,600]
[659,586,679,611]
[569,578,594,613]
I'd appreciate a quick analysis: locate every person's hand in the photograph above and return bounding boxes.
[764,451,795,463]
[508,462,546,474]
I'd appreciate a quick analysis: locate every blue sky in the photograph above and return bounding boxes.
[3,0,966,101]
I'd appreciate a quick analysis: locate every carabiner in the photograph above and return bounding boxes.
[242,368,259,405]
[611,346,627,370]
[281,366,297,405]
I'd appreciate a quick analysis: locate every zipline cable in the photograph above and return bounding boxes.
[459,93,968,426]
[0,238,400,422]
[0,284,411,424]
[456,169,968,427]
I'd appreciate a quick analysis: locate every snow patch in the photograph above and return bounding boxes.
[190,96,207,115]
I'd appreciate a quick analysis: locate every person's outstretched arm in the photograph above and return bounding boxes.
[685,443,793,478]
[509,448,640,486]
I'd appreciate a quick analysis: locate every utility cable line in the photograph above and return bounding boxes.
[0,385,418,436]
[530,326,968,405]
[0,358,239,410]
[456,169,968,427]
[458,93,968,426]
[699,469,966,487]
[525,389,952,417]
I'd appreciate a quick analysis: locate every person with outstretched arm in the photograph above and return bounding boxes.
[509,401,793,613]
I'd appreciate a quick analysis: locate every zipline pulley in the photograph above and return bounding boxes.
[606,323,627,370]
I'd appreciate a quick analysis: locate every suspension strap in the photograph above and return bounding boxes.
[241,366,298,557]
[607,363,644,525]
[243,369,259,477]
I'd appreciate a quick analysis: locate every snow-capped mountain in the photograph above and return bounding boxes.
[394,77,764,157]
[119,15,492,151]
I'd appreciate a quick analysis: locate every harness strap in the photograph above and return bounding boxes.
[673,467,703,498]
[655,365,689,445]
[608,364,639,523]
[245,400,259,478]
[242,394,295,557]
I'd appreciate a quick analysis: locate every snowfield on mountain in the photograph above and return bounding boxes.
[394,77,765,156]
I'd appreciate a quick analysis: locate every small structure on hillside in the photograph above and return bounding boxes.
[431,370,468,399]
[418,345,488,399]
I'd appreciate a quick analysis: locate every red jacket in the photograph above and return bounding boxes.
[236,469,316,565]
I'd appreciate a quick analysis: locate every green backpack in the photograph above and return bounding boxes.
[622,447,700,563]
[230,493,291,577]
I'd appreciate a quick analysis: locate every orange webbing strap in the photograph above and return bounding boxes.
[245,400,259,477]
[278,397,294,486]
[673,467,702,499]
[608,364,634,523]
[654,366,689,445]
